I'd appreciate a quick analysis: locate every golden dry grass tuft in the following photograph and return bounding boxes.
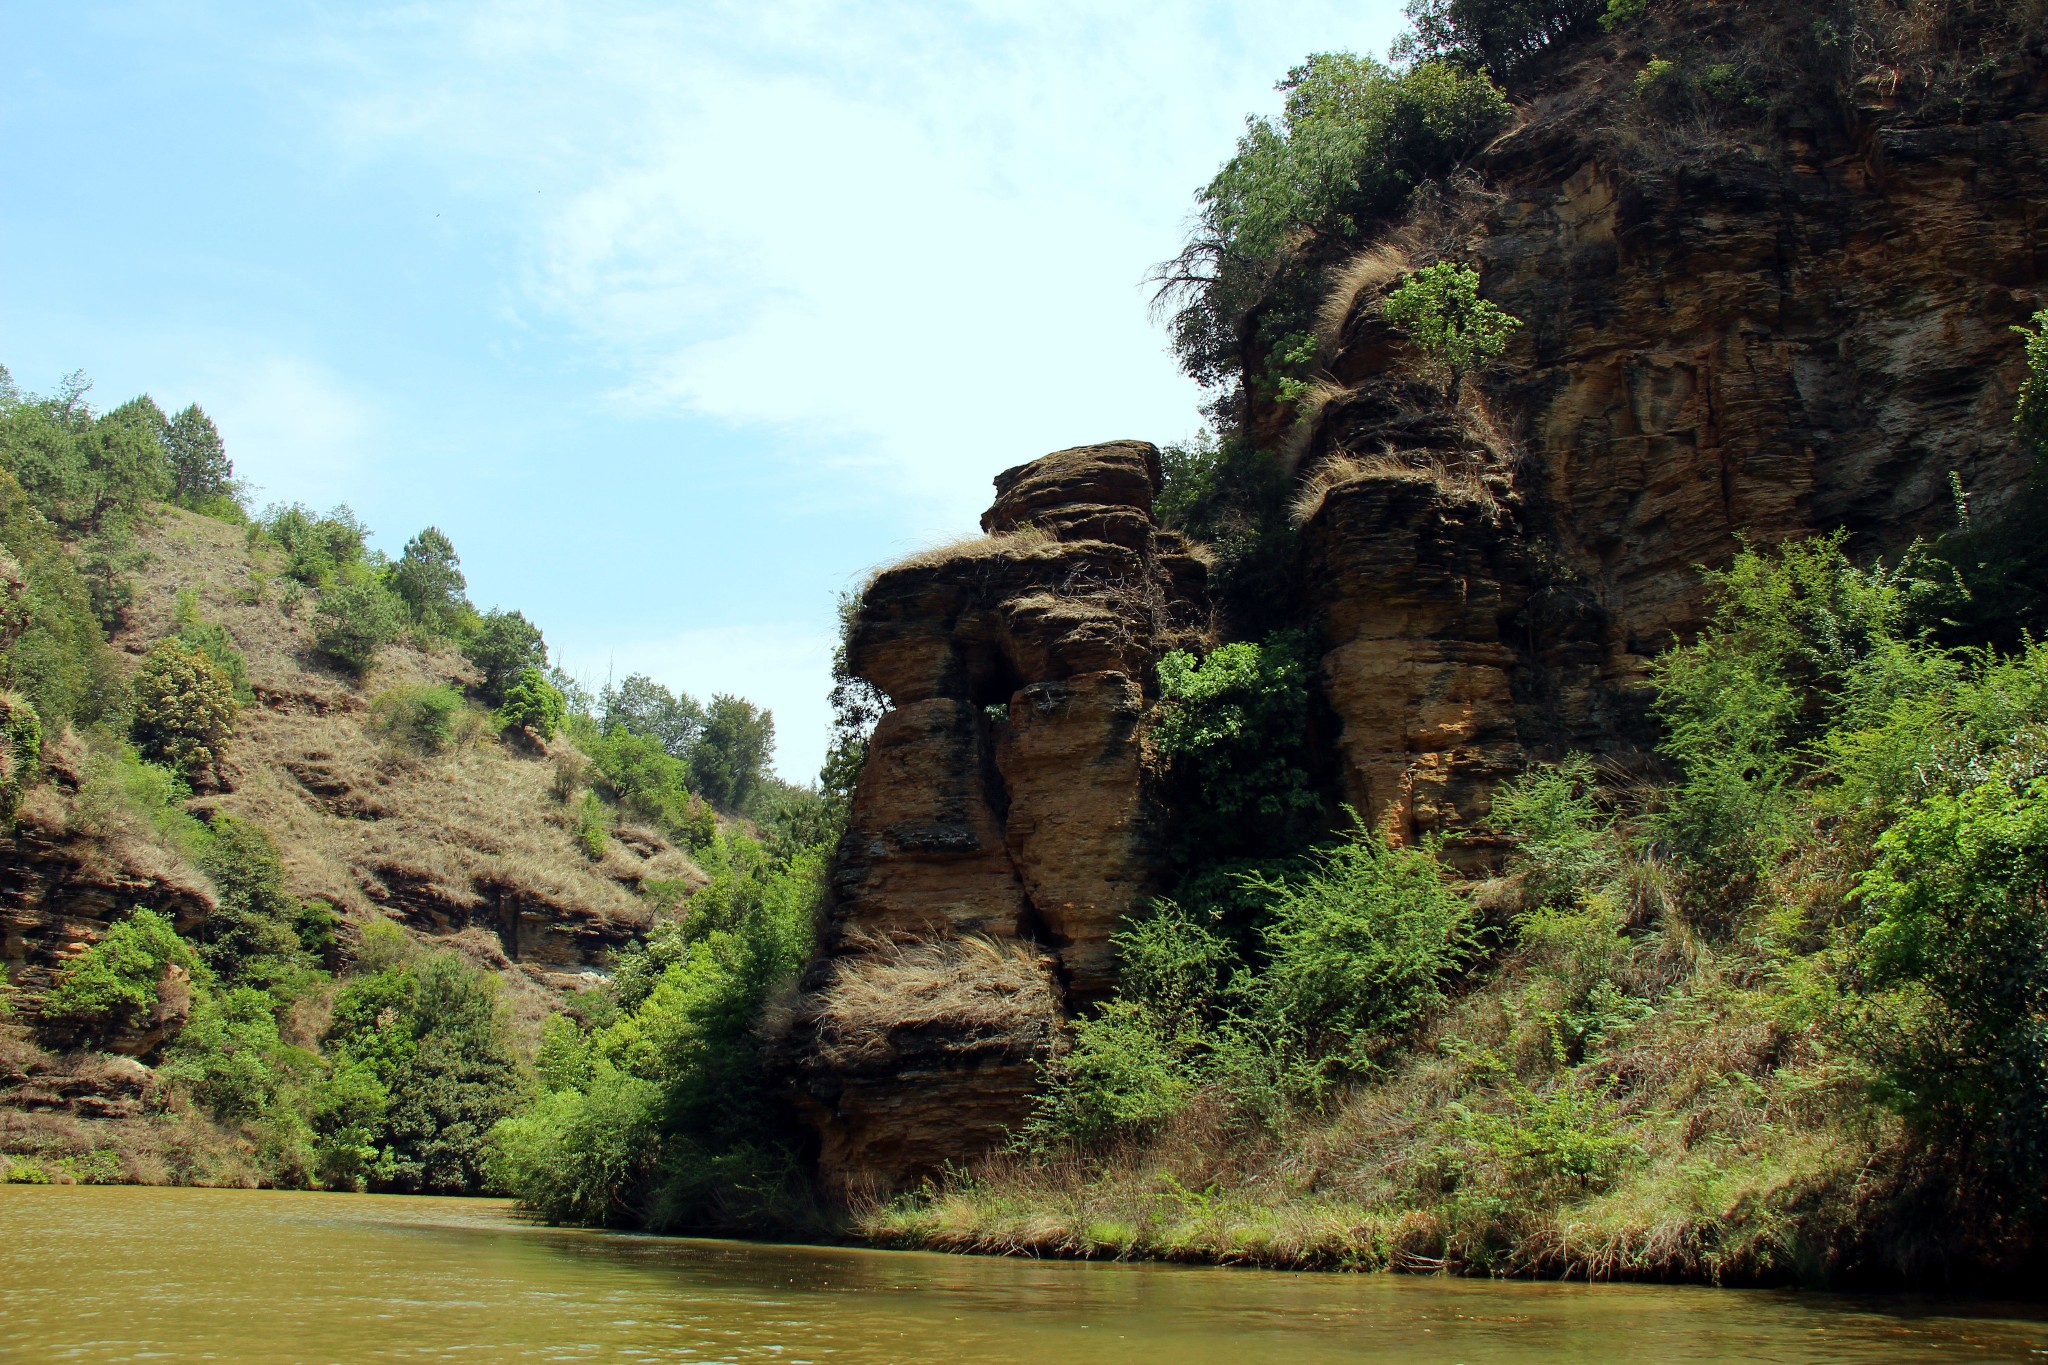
[1289,449,1503,526]
[1314,245,1410,353]
[788,931,1060,1070]
[860,525,1058,595]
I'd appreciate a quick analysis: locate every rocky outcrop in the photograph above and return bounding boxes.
[1293,32,2048,845]
[785,440,1206,1195]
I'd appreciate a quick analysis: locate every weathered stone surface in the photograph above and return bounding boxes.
[789,440,1204,1194]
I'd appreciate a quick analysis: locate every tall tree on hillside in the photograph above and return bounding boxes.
[105,395,172,449]
[463,609,547,705]
[600,673,706,758]
[693,694,774,813]
[165,404,233,507]
[391,527,470,632]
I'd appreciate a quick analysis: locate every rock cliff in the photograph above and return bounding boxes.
[794,23,2048,1194]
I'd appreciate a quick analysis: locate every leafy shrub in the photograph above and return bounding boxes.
[0,689,41,823]
[0,466,124,729]
[158,984,316,1122]
[485,1070,661,1224]
[1027,1001,1195,1147]
[2014,308,2048,450]
[322,946,526,1195]
[313,580,404,675]
[464,609,547,704]
[130,640,238,779]
[196,817,333,989]
[42,908,196,1025]
[495,666,566,740]
[369,684,467,754]
[261,503,369,586]
[1245,816,1478,1078]
[172,620,252,704]
[1153,631,1320,861]
[1856,776,2048,1181]
[584,726,712,846]
[1487,754,1616,911]
[574,790,611,860]
[1380,261,1523,389]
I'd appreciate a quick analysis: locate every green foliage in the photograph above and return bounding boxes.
[1159,54,1508,391]
[693,693,775,814]
[1487,754,1616,911]
[583,726,714,848]
[2014,309,2048,450]
[1600,0,1647,28]
[0,378,169,537]
[489,832,826,1231]
[1380,262,1523,387]
[0,468,124,729]
[172,619,252,706]
[390,527,471,634]
[164,405,237,512]
[464,609,547,705]
[495,666,567,740]
[323,945,526,1194]
[1396,0,1608,79]
[195,817,333,989]
[600,673,705,756]
[1153,631,1320,861]
[1245,818,1479,1076]
[1153,431,1295,627]
[158,984,317,1123]
[0,689,42,823]
[574,790,611,860]
[368,684,467,754]
[312,580,404,675]
[260,503,370,587]
[43,909,196,1025]
[129,639,238,779]
[1855,777,2048,1179]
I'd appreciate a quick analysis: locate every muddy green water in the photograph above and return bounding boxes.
[3,1187,2046,1363]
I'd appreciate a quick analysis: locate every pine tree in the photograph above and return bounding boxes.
[165,404,233,506]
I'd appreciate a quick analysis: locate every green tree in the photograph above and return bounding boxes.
[164,404,234,508]
[1395,0,1608,79]
[600,673,705,757]
[2014,309,2048,450]
[1380,261,1523,391]
[313,581,404,676]
[693,694,775,813]
[495,666,567,740]
[1153,631,1320,861]
[390,527,470,632]
[130,640,238,779]
[464,609,547,705]
[43,908,197,1028]
[196,818,332,989]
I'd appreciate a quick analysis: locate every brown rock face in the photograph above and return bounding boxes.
[1296,45,2048,846]
[785,441,1206,1195]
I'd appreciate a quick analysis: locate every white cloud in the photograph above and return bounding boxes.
[305,0,1403,533]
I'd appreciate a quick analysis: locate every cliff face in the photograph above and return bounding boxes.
[783,441,1207,1194]
[795,38,2048,1193]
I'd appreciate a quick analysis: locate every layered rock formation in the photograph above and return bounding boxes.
[783,440,1207,1195]
[797,34,2048,1195]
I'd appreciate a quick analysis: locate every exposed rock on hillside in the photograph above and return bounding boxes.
[784,440,1207,1195]
[801,35,2048,1195]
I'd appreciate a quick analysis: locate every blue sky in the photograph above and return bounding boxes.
[2,0,1406,778]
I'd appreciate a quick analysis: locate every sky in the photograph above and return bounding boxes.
[1,0,1408,779]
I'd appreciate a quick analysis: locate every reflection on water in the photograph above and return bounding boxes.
[2,1185,2044,1363]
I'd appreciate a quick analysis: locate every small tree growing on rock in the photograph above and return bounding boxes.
[131,640,238,779]
[1381,261,1522,394]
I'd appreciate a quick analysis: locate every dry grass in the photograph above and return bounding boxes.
[1313,245,1410,354]
[861,526,1057,593]
[103,509,694,997]
[1289,448,1504,526]
[784,931,1060,1070]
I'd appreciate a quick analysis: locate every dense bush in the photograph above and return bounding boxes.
[582,726,713,847]
[495,666,567,740]
[464,609,547,704]
[369,684,467,754]
[42,909,196,1027]
[261,503,370,587]
[195,817,334,989]
[312,580,404,675]
[488,833,824,1229]
[129,639,238,779]
[1152,631,1320,861]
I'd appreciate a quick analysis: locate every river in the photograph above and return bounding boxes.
[3,1185,2045,1362]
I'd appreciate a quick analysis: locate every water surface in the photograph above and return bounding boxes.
[3,1185,2045,1362]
